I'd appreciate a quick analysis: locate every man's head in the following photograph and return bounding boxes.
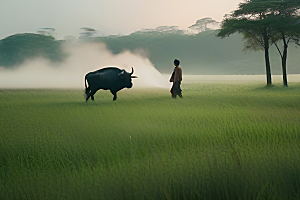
[174,59,180,67]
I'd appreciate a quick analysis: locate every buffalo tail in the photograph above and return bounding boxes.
[84,74,90,98]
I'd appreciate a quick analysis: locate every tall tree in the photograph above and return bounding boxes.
[267,1,300,87]
[217,14,276,85]
[218,0,300,86]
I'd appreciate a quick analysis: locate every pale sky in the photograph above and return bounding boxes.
[0,0,243,39]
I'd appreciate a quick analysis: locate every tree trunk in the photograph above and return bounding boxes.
[281,32,288,87]
[263,29,272,86]
[264,46,272,86]
[282,47,288,87]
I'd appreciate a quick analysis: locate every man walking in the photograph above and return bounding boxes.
[169,59,182,98]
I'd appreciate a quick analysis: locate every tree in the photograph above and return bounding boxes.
[217,9,277,85]
[268,1,300,87]
[217,0,300,86]
[272,18,300,87]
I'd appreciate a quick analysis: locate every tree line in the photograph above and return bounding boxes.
[217,0,300,87]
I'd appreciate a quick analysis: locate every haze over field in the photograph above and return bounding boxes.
[0,43,171,88]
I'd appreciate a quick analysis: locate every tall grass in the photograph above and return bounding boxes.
[0,83,299,199]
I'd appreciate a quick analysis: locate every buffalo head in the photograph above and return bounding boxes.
[118,67,138,88]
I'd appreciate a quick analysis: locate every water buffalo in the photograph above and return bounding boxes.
[84,67,137,101]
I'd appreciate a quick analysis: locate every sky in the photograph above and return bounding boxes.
[0,0,243,39]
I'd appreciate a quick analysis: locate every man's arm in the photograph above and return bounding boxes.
[179,67,182,83]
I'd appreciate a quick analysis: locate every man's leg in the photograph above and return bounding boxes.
[178,83,182,98]
[171,84,176,98]
[174,82,181,98]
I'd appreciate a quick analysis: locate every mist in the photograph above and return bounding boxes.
[0,43,171,89]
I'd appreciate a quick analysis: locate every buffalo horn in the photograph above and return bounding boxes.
[130,67,134,75]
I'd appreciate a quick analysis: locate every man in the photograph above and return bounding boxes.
[169,59,182,98]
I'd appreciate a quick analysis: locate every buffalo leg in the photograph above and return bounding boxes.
[86,94,91,102]
[86,90,96,102]
[85,92,90,102]
[85,86,90,97]
[110,90,117,101]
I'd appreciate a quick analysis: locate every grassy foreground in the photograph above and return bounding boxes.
[0,83,300,200]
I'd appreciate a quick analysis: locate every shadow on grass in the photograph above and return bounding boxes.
[252,83,300,93]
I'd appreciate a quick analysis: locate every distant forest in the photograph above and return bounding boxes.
[1,30,299,75]
[0,33,65,67]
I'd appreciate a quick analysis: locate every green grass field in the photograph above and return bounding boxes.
[1,82,300,200]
